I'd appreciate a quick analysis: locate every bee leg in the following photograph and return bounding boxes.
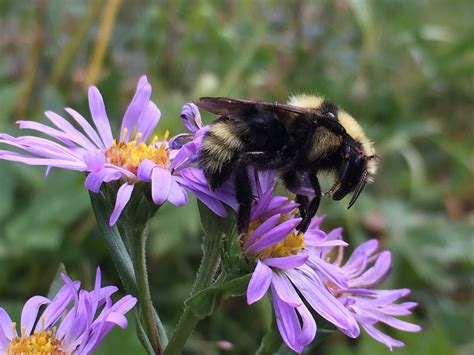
[282,170,309,218]
[235,159,252,234]
[297,174,321,233]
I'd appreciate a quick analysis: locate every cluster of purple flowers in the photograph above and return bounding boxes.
[0,76,420,353]
[0,268,136,354]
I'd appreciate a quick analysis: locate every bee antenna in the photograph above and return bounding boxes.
[348,170,368,209]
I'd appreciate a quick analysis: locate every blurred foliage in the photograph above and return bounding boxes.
[0,0,473,354]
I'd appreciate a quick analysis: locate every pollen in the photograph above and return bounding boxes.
[105,131,170,175]
[7,326,65,355]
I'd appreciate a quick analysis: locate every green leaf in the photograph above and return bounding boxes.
[186,274,251,320]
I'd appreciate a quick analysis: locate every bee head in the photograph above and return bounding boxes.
[331,153,379,208]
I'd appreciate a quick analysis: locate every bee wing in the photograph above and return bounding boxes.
[196,97,316,117]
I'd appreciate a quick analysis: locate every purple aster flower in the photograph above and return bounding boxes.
[0,77,229,225]
[320,238,422,350]
[242,172,359,353]
[0,268,136,354]
[241,172,419,352]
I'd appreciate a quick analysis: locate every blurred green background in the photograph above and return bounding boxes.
[0,0,472,354]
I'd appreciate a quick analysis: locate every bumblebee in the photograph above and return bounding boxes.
[196,95,379,233]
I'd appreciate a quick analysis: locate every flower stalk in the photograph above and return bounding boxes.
[163,202,225,355]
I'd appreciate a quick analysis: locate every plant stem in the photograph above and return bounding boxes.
[164,209,222,355]
[128,225,161,355]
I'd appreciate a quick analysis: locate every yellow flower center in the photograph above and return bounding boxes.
[7,324,64,355]
[244,216,306,259]
[105,129,170,175]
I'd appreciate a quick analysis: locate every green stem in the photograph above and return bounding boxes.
[127,225,162,355]
[164,208,223,354]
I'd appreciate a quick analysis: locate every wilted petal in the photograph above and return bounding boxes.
[109,183,134,226]
[247,261,272,304]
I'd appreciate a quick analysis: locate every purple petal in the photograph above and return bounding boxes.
[167,179,188,206]
[180,103,203,132]
[245,214,281,247]
[88,87,114,147]
[16,120,77,147]
[85,170,108,193]
[287,266,360,337]
[151,168,172,205]
[271,272,302,307]
[0,152,86,170]
[247,260,272,304]
[263,255,308,269]
[0,308,14,340]
[38,281,80,332]
[120,77,152,141]
[109,183,134,226]
[271,287,301,353]
[136,159,155,181]
[349,251,392,289]
[247,218,302,255]
[295,302,317,349]
[187,188,227,217]
[138,102,161,142]
[65,107,104,148]
[44,111,96,150]
[21,296,50,335]
[362,323,405,350]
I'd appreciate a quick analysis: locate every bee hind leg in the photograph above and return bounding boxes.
[235,158,252,234]
[282,170,310,219]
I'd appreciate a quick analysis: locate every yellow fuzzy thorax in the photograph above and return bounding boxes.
[288,94,378,179]
[105,129,170,175]
[244,216,305,259]
[7,326,64,355]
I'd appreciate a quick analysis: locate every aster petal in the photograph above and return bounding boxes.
[16,120,77,147]
[38,281,80,331]
[21,296,51,335]
[362,323,405,350]
[0,153,86,170]
[137,102,161,142]
[343,239,379,276]
[187,188,227,217]
[263,255,308,269]
[247,218,302,254]
[245,214,281,246]
[271,288,301,353]
[65,107,104,148]
[287,267,360,337]
[83,149,106,171]
[271,272,302,307]
[109,183,134,226]
[349,251,392,288]
[85,170,108,193]
[44,111,96,150]
[0,308,14,340]
[151,168,172,205]
[88,87,114,147]
[247,260,272,305]
[167,178,188,206]
[295,302,317,349]
[180,103,203,132]
[136,159,155,181]
[120,77,152,141]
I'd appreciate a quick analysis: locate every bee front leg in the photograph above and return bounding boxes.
[296,174,321,233]
[282,170,309,219]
